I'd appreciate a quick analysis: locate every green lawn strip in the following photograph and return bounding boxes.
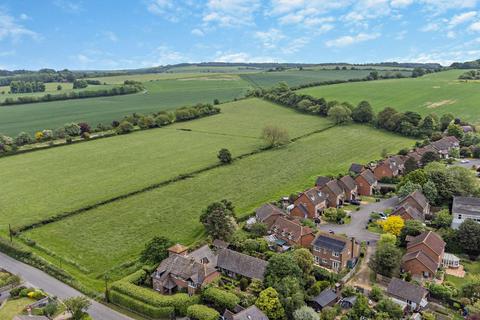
[299,69,480,124]
[445,258,480,290]
[0,298,32,319]
[0,99,329,235]
[0,75,253,136]
[24,125,414,280]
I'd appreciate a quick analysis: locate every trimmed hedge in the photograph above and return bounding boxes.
[110,269,200,316]
[187,304,219,320]
[110,290,174,319]
[202,287,240,311]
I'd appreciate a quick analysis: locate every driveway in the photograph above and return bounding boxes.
[318,196,399,243]
[452,158,480,170]
[0,251,132,320]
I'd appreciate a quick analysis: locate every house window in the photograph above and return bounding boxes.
[314,256,320,264]
[333,251,340,257]
[332,261,340,270]
[423,271,430,278]
[322,259,328,264]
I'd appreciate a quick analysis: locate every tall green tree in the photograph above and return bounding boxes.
[328,105,352,125]
[351,101,374,123]
[140,236,172,264]
[199,200,236,241]
[256,287,286,320]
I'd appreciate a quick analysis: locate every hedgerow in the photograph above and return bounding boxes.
[186,304,219,320]
[201,287,240,311]
[109,290,174,319]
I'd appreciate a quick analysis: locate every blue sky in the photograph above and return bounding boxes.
[1,0,480,70]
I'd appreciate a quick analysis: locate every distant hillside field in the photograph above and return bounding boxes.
[0,98,414,291]
[0,75,252,136]
[299,69,480,124]
[241,69,412,88]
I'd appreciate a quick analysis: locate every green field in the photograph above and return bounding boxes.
[241,69,412,88]
[0,99,330,233]
[0,75,252,136]
[299,69,480,124]
[24,124,413,277]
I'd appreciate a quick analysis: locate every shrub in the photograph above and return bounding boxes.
[138,115,156,129]
[110,290,174,319]
[64,123,81,137]
[15,132,34,146]
[217,148,233,164]
[10,286,26,297]
[202,287,240,311]
[186,304,219,320]
[155,114,171,126]
[78,122,91,134]
[116,121,134,134]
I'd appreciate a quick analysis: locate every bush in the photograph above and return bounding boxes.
[217,148,232,164]
[116,121,134,134]
[10,286,26,297]
[15,132,34,146]
[110,270,200,316]
[155,114,171,126]
[187,304,219,320]
[110,290,174,319]
[64,123,81,137]
[202,287,240,311]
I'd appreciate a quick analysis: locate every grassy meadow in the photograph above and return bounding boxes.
[0,75,252,136]
[23,123,414,278]
[299,69,480,124]
[0,99,330,233]
[241,69,412,88]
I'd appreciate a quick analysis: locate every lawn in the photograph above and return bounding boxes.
[0,75,253,136]
[0,99,330,233]
[299,69,480,124]
[445,258,480,289]
[24,124,414,279]
[0,298,31,319]
[240,69,412,88]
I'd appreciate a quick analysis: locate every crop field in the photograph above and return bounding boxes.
[0,99,330,233]
[299,69,480,124]
[0,75,253,136]
[23,123,414,278]
[240,69,412,88]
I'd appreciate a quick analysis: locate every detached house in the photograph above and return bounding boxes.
[338,175,358,202]
[217,248,268,281]
[311,233,360,272]
[223,305,269,320]
[391,204,424,222]
[398,191,430,216]
[266,216,316,249]
[451,196,480,229]
[354,169,377,196]
[430,136,460,158]
[255,203,285,224]
[387,278,428,311]
[401,231,445,280]
[316,177,345,208]
[373,156,405,180]
[152,244,219,295]
[291,188,327,219]
[349,163,365,175]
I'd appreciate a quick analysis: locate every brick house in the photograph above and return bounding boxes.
[354,169,377,196]
[217,248,268,281]
[311,233,360,272]
[397,190,430,216]
[291,188,327,219]
[338,175,358,202]
[223,305,269,320]
[152,244,220,295]
[316,177,345,208]
[373,156,405,180]
[255,203,285,224]
[401,231,445,280]
[266,215,316,248]
[391,204,424,222]
[349,163,365,175]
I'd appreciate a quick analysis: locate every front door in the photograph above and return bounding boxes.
[332,260,340,271]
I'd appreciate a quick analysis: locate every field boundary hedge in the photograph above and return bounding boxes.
[109,269,199,318]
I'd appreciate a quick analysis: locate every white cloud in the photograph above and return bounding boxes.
[420,22,439,32]
[325,32,380,47]
[470,21,480,32]
[395,30,407,40]
[446,31,456,38]
[146,0,183,22]
[390,0,413,8]
[53,0,83,13]
[203,0,261,27]
[448,11,477,28]
[254,28,285,48]
[282,37,310,54]
[0,10,40,42]
[76,54,93,64]
[214,51,276,63]
[420,0,478,14]
[191,28,204,36]
[393,49,480,66]
[19,13,30,20]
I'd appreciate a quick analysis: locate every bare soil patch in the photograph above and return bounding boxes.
[424,99,456,109]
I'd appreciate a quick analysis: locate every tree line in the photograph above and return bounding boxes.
[250,82,473,140]
[1,82,143,106]
[9,81,46,93]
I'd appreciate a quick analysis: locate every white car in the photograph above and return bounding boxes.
[460,159,470,164]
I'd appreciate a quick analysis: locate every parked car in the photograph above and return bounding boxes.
[461,159,470,164]
[350,199,361,205]
[329,229,335,234]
